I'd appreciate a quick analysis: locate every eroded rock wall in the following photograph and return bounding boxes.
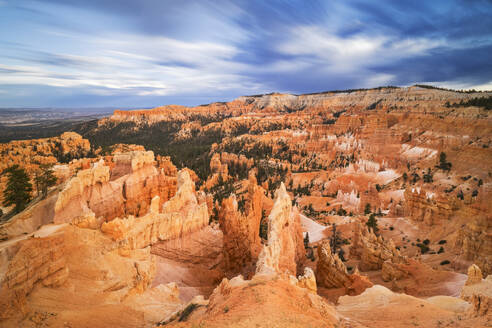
[0,225,68,319]
[316,240,373,295]
[0,132,91,202]
[255,183,304,276]
[351,222,404,272]
[219,172,264,275]
[101,170,209,250]
[53,151,177,224]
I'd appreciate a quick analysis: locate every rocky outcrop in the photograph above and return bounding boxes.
[219,172,264,275]
[351,222,404,272]
[2,223,184,327]
[210,153,228,176]
[180,273,338,328]
[53,151,177,224]
[316,240,373,295]
[466,264,484,286]
[156,155,179,176]
[255,183,304,276]
[0,225,68,319]
[316,240,350,288]
[53,159,110,223]
[0,191,58,240]
[455,210,492,276]
[296,267,317,294]
[381,260,410,282]
[461,265,492,316]
[469,292,492,316]
[101,170,208,250]
[404,187,454,225]
[110,87,492,124]
[0,132,91,202]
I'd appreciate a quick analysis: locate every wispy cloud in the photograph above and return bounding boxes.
[277,25,444,75]
[0,0,491,106]
[0,29,265,97]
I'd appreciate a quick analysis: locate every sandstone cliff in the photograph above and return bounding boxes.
[101,170,209,250]
[0,224,68,319]
[351,221,404,272]
[0,132,91,203]
[219,172,264,276]
[169,273,338,328]
[0,168,209,326]
[461,264,492,316]
[53,150,177,225]
[255,183,304,276]
[316,239,373,295]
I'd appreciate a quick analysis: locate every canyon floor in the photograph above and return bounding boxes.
[0,86,491,327]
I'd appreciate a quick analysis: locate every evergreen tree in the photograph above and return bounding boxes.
[437,152,452,171]
[34,164,57,198]
[304,232,310,249]
[366,213,379,233]
[338,248,346,262]
[330,223,343,254]
[423,168,433,183]
[3,165,32,213]
[259,210,268,240]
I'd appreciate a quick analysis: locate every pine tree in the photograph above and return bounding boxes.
[259,210,268,240]
[34,164,57,198]
[366,213,379,233]
[423,168,433,183]
[437,152,452,171]
[303,232,310,249]
[3,165,32,213]
[330,223,343,254]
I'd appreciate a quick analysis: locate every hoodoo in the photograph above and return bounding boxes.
[1,86,491,327]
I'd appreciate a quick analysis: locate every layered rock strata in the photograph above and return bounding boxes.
[255,183,304,276]
[351,222,405,272]
[461,264,491,316]
[316,239,373,295]
[54,151,177,224]
[219,172,264,275]
[0,168,209,325]
[101,170,208,250]
[0,132,91,202]
[0,225,68,319]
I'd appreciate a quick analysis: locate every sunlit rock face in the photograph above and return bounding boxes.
[1,86,492,327]
[0,132,91,202]
[316,239,373,295]
[0,166,209,326]
[53,151,177,225]
[255,183,304,276]
[461,264,492,316]
[350,222,404,272]
[101,169,209,250]
[0,225,67,320]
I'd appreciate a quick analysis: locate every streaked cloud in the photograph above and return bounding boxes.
[0,0,491,107]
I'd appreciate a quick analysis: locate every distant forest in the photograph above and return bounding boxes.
[445,96,492,110]
[0,119,95,143]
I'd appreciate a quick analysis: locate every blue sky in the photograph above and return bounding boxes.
[0,0,491,108]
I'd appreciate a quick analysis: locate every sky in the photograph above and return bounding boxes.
[0,0,492,108]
